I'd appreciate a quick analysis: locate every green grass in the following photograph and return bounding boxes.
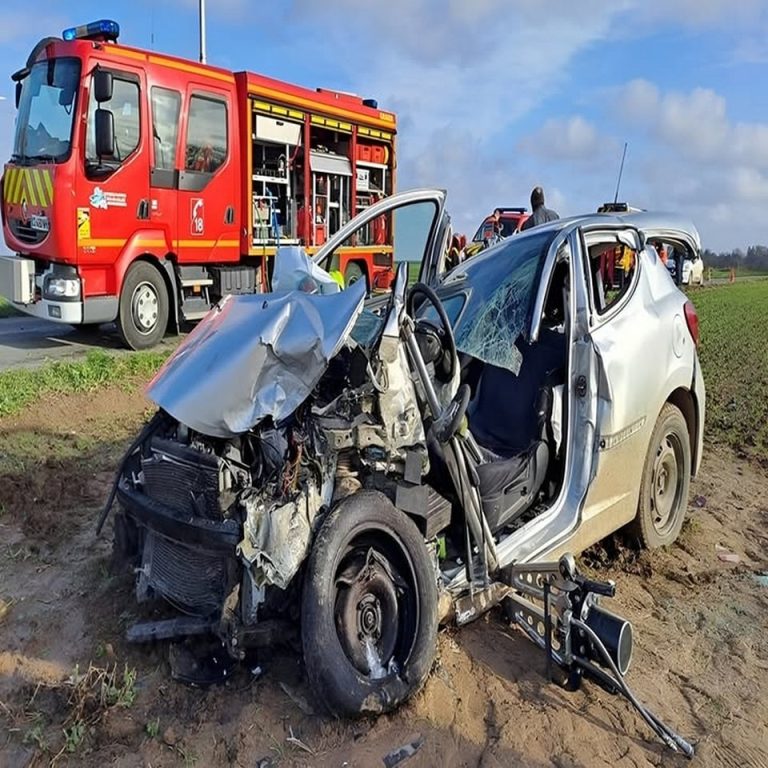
[0,349,170,418]
[0,296,21,318]
[708,267,768,279]
[690,280,768,465]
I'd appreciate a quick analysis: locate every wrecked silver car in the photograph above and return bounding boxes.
[101,190,703,756]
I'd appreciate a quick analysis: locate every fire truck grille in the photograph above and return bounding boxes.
[9,218,47,245]
[141,531,229,617]
[141,439,222,520]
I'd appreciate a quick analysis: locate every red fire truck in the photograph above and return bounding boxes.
[0,19,397,348]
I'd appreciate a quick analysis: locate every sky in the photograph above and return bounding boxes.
[2,0,768,251]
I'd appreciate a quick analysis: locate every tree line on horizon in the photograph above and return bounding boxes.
[701,245,768,272]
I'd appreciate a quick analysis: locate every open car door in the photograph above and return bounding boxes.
[312,188,448,291]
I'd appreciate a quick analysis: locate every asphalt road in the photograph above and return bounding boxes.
[0,315,125,371]
[0,315,183,371]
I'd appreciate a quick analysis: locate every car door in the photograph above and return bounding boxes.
[175,85,240,264]
[494,227,602,565]
[313,188,447,289]
[575,224,655,537]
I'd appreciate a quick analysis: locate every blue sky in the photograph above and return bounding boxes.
[2,0,768,250]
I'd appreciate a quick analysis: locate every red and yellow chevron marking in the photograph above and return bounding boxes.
[3,167,54,207]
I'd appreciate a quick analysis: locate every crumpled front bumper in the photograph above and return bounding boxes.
[117,480,240,553]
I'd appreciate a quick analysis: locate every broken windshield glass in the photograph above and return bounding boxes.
[449,230,556,374]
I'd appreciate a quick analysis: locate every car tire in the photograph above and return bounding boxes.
[628,403,691,548]
[344,261,367,290]
[117,261,169,350]
[301,490,438,716]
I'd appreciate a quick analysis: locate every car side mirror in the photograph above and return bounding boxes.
[95,108,115,157]
[93,69,113,103]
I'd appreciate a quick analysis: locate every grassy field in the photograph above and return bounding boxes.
[0,296,20,318]
[0,278,765,466]
[689,280,768,465]
[0,349,170,418]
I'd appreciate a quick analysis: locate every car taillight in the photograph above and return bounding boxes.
[684,300,699,346]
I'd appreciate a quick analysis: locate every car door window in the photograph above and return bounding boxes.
[585,233,640,315]
[318,199,439,290]
[151,87,181,171]
[85,75,140,165]
[185,95,228,175]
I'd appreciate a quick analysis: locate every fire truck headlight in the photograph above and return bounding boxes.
[44,277,81,300]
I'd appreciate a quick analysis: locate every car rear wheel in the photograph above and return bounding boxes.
[301,491,438,716]
[117,261,169,350]
[629,403,691,548]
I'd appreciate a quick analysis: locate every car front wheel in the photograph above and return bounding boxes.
[629,403,691,548]
[301,491,438,716]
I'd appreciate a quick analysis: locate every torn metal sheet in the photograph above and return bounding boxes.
[147,279,366,437]
[272,245,342,295]
[238,481,324,589]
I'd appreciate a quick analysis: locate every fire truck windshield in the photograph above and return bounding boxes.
[12,57,81,164]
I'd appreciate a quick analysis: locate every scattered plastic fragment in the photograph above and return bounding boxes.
[693,495,707,508]
[754,573,768,588]
[383,735,424,767]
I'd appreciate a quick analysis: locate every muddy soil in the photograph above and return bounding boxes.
[1,389,767,767]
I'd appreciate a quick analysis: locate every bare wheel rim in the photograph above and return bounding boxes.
[333,529,418,680]
[130,280,159,335]
[650,430,685,535]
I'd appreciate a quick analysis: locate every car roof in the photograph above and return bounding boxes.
[508,211,701,247]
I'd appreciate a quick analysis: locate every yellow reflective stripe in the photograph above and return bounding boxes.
[12,168,24,203]
[33,170,47,207]
[147,55,234,83]
[24,171,38,206]
[42,170,53,203]
[109,47,147,62]
[248,85,396,130]
[3,169,15,201]
[79,239,126,247]
[175,239,239,248]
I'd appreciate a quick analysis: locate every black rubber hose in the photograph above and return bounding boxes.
[571,618,694,758]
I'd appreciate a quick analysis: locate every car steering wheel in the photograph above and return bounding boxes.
[406,282,457,384]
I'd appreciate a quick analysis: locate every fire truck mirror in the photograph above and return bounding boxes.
[93,69,113,103]
[95,108,115,158]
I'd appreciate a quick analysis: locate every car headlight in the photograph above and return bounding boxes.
[44,277,81,299]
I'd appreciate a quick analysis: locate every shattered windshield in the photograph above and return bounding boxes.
[13,58,81,163]
[449,229,557,374]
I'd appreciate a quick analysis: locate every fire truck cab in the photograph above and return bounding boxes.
[0,20,397,348]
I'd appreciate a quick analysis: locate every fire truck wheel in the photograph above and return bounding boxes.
[117,261,169,350]
[344,261,367,290]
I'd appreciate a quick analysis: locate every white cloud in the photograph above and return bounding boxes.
[519,116,619,163]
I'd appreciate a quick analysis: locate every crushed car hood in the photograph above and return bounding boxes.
[147,280,367,438]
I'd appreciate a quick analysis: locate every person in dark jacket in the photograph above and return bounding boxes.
[520,186,559,231]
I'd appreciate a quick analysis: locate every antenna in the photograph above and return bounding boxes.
[199,0,207,64]
[613,142,628,204]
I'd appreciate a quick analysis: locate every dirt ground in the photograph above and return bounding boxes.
[1,388,767,768]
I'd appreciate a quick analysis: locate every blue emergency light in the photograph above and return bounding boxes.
[62,20,120,42]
